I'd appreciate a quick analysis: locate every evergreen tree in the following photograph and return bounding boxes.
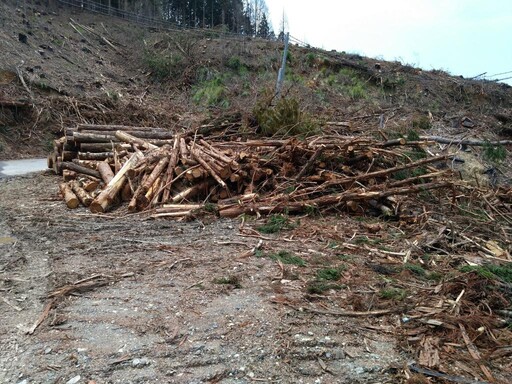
[257,13,270,39]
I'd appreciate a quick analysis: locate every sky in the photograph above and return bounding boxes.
[266,0,512,84]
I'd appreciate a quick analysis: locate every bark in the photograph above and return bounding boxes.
[420,136,512,146]
[115,130,158,150]
[61,162,101,179]
[78,152,116,160]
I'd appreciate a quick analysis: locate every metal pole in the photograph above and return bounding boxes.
[275,32,289,99]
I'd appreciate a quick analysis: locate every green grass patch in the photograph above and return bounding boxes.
[404,263,427,277]
[192,76,228,107]
[460,264,512,283]
[379,287,407,301]
[268,251,306,266]
[305,52,316,67]
[307,281,344,294]
[483,141,507,163]
[257,214,297,234]
[143,50,184,80]
[316,266,345,281]
[336,253,352,261]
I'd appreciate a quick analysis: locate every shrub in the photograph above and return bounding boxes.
[254,96,317,137]
[226,56,242,70]
[143,51,184,80]
[305,53,316,67]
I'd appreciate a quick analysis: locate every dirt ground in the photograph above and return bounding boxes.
[0,171,409,384]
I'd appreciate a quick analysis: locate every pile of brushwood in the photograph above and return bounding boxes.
[46,123,471,219]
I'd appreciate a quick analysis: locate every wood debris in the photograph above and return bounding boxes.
[48,124,459,218]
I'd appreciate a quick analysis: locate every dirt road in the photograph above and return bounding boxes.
[0,172,405,383]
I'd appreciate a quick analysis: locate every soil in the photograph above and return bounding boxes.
[1,172,404,384]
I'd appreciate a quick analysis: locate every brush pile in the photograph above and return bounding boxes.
[48,124,457,218]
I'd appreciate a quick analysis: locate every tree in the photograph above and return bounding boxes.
[257,13,270,39]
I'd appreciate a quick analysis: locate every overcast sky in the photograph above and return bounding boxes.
[267,0,512,84]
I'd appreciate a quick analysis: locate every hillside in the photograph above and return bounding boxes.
[2,1,512,162]
[1,2,511,384]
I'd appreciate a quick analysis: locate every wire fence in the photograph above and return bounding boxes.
[56,0,308,46]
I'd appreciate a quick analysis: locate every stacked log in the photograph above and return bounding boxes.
[47,124,174,174]
[50,126,456,219]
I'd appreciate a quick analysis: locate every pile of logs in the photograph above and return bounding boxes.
[47,124,174,174]
[49,124,456,219]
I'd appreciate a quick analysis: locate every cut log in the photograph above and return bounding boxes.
[80,129,174,140]
[97,162,115,184]
[90,153,143,213]
[62,170,77,181]
[172,180,210,203]
[70,181,93,207]
[73,132,121,144]
[190,148,227,188]
[82,179,100,192]
[47,154,54,169]
[77,124,164,131]
[59,183,79,209]
[78,152,114,160]
[185,166,207,181]
[115,130,158,150]
[79,142,129,152]
[71,159,101,169]
[130,156,169,211]
[161,140,180,202]
[61,162,101,179]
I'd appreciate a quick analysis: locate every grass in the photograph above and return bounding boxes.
[316,266,345,281]
[143,50,184,80]
[460,264,512,283]
[307,281,344,294]
[257,214,297,234]
[404,263,427,277]
[412,116,432,130]
[379,287,407,301]
[213,276,242,289]
[192,76,228,108]
[269,251,306,266]
[483,141,507,163]
[305,52,316,67]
